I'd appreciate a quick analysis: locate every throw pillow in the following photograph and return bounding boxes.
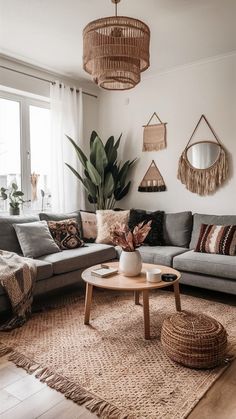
[96,210,130,244]
[13,220,61,258]
[128,209,165,246]
[39,211,82,236]
[47,218,84,250]
[80,211,97,242]
[195,224,236,256]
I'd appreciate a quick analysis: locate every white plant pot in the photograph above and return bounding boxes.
[119,249,142,277]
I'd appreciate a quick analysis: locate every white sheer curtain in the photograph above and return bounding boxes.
[50,81,84,212]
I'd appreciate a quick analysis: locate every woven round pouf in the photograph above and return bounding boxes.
[161,311,228,369]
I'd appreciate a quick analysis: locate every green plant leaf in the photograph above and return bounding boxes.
[88,194,97,204]
[12,183,18,190]
[90,130,99,147]
[13,191,24,197]
[65,163,85,185]
[83,178,97,198]
[66,135,87,168]
[93,137,108,175]
[109,164,119,180]
[117,161,130,187]
[129,158,138,167]
[114,133,122,150]
[1,192,7,200]
[90,135,107,171]
[86,161,102,186]
[114,181,131,201]
[104,136,114,159]
[104,172,114,198]
[106,141,117,166]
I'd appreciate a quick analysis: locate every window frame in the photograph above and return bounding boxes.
[0,90,50,204]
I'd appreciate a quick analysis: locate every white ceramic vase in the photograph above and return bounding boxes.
[119,249,142,277]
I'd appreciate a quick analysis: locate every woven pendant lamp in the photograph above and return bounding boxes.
[83,0,150,90]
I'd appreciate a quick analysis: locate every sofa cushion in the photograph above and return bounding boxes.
[190,214,236,249]
[0,215,39,253]
[128,209,165,246]
[47,218,84,250]
[13,220,61,258]
[80,211,97,243]
[96,210,130,244]
[116,246,188,267]
[163,211,193,248]
[195,224,236,256]
[39,243,117,275]
[173,250,236,280]
[39,211,82,235]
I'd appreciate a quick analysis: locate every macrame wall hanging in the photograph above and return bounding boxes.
[177,114,229,196]
[143,112,167,151]
[138,160,166,192]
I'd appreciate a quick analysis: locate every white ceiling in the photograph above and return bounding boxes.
[0,0,235,81]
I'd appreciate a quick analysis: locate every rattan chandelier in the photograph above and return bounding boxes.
[83,0,150,90]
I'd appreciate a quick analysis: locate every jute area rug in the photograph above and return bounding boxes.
[0,290,235,419]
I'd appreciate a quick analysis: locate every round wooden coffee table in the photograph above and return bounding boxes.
[82,261,181,340]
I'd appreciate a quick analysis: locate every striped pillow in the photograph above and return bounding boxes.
[195,224,236,256]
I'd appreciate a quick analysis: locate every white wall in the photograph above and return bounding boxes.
[98,53,236,215]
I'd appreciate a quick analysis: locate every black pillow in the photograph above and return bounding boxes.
[128,209,165,246]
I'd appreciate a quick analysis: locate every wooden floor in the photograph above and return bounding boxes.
[0,286,235,419]
[0,355,97,419]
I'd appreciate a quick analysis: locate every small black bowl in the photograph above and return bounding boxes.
[161,273,178,282]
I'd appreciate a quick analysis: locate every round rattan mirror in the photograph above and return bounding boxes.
[177,115,229,196]
[186,141,221,170]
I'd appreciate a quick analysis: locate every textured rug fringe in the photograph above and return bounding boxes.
[0,343,12,357]
[0,342,127,419]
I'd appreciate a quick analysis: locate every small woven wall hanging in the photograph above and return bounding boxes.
[143,112,167,151]
[138,160,166,192]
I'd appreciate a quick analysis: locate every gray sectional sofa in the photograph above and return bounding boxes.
[0,211,235,313]
[0,214,117,312]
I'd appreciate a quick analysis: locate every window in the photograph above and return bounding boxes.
[0,98,21,211]
[0,92,51,212]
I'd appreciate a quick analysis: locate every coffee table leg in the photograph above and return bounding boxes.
[84,283,93,325]
[174,281,181,312]
[142,290,150,340]
[134,291,140,305]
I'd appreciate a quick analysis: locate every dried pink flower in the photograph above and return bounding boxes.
[110,221,152,252]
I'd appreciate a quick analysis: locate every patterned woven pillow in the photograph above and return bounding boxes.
[195,224,236,256]
[47,218,84,250]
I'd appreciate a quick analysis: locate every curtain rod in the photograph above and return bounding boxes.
[0,65,98,99]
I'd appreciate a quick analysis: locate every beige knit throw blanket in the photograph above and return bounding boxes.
[0,251,37,331]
